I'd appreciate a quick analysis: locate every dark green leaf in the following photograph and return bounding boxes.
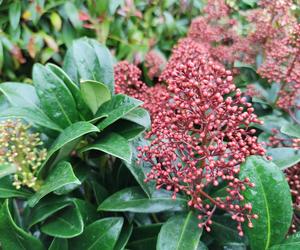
[98,187,187,213]
[267,148,300,170]
[27,196,71,228]
[69,217,124,250]
[41,203,84,238]
[239,156,293,250]
[63,38,114,93]
[28,161,80,207]
[0,200,44,250]
[94,94,143,130]
[46,63,93,120]
[281,123,300,138]
[39,121,99,176]
[9,0,21,29]
[49,238,68,250]
[270,231,300,249]
[80,132,132,163]
[157,211,202,250]
[33,63,78,128]
[114,223,133,250]
[80,80,111,114]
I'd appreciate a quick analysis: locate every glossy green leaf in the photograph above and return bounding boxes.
[28,161,80,207]
[0,82,39,108]
[33,63,78,128]
[157,211,202,250]
[98,187,187,213]
[72,199,99,226]
[46,63,93,120]
[267,147,300,170]
[239,156,293,250]
[0,106,62,132]
[94,94,143,130]
[281,123,300,138]
[63,38,114,94]
[124,138,154,197]
[69,217,124,250]
[80,132,132,163]
[0,200,44,250]
[114,223,133,250]
[41,203,84,238]
[9,0,21,29]
[27,196,71,228]
[0,163,16,178]
[39,121,99,176]
[270,231,300,250]
[80,80,111,114]
[122,108,151,129]
[49,238,68,250]
[0,176,32,198]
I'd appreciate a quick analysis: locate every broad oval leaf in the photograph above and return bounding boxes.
[98,187,187,213]
[33,63,78,128]
[93,94,143,130]
[63,38,114,94]
[157,211,202,250]
[122,107,151,130]
[239,156,293,250]
[267,147,300,170]
[69,217,124,250]
[41,203,84,238]
[38,121,99,176]
[0,107,63,132]
[281,123,300,138]
[114,223,133,250]
[0,82,39,108]
[80,132,132,163]
[0,200,44,250]
[28,161,80,207]
[27,196,71,228]
[80,80,111,114]
[46,63,93,120]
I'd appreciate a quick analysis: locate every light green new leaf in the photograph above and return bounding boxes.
[0,163,16,178]
[0,200,45,250]
[80,80,111,114]
[28,161,80,207]
[157,211,202,250]
[239,156,293,250]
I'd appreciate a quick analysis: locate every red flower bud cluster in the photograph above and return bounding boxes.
[144,50,166,80]
[114,60,169,118]
[187,0,254,64]
[138,44,265,234]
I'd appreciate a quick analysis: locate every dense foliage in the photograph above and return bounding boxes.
[0,0,300,250]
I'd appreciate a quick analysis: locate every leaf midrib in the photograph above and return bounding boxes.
[175,212,192,250]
